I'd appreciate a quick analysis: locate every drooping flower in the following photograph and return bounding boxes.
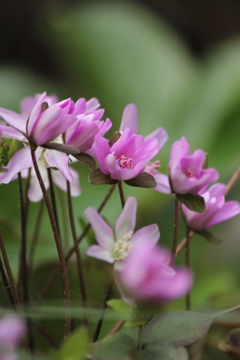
[85,196,160,268]
[182,183,240,231]
[169,137,219,195]
[118,243,193,304]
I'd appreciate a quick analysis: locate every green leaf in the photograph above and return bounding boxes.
[202,153,209,169]
[109,132,121,147]
[136,345,188,360]
[90,333,137,360]
[176,193,205,213]
[142,311,212,347]
[56,326,89,360]
[73,152,96,170]
[124,172,157,188]
[88,169,119,185]
[107,299,133,324]
[8,139,24,160]
[195,230,222,244]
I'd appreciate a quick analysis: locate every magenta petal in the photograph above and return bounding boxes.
[44,150,72,182]
[131,224,160,248]
[84,207,114,249]
[86,97,100,112]
[145,127,168,150]
[87,245,114,263]
[120,104,138,134]
[152,173,171,194]
[27,92,46,135]
[115,197,137,240]
[207,201,240,228]
[169,137,190,168]
[0,108,26,132]
[92,135,111,175]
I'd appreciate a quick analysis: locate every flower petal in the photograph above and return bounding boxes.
[115,197,137,239]
[145,127,168,150]
[86,245,114,263]
[44,150,72,182]
[207,201,240,228]
[0,108,26,132]
[119,104,138,134]
[84,207,114,250]
[131,224,160,248]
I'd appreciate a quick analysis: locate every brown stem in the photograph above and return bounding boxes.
[0,233,21,310]
[93,278,113,342]
[118,181,125,208]
[35,184,117,305]
[169,196,180,265]
[66,181,88,323]
[225,166,240,195]
[47,168,60,236]
[0,256,15,307]
[30,149,71,339]
[32,321,59,349]
[17,173,29,305]
[108,319,125,335]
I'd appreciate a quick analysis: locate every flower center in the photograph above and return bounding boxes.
[116,154,133,169]
[182,168,195,178]
[113,231,133,261]
[145,160,160,174]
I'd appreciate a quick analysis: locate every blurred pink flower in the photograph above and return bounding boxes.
[118,243,193,304]
[182,183,240,231]
[169,137,218,194]
[0,314,25,360]
[85,196,160,268]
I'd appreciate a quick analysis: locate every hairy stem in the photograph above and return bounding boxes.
[47,168,60,236]
[0,256,15,307]
[169,196,180,265]
[185,228,191,311]
[118,181,125,208]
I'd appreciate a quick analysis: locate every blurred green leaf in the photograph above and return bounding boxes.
[107,299,133,324]
[142,311,212,347]
[136,345,188,360]
[57,326,89,360]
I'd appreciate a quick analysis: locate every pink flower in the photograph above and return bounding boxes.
[169,137,219,195]
[118,243,193,304]
[92,128,160,181]
[0,92,76,146]
[119,103,170,192]
[182,183,240,231]
[0,315,25,347]
[85,196,160,268]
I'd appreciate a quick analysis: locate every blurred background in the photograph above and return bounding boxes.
[0,0,240,358]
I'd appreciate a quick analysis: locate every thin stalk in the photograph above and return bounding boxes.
[0,233,21,310]
[118,181,125,208]
[66,181,88,322]
[17,173,29,304]
[137,325,144,351]
[35,184,117,305]
[109,319,125,335]
[28,200,44,276]
[169,196,180,265]
[0,256,15,307]
[47,168,60,236]
[30,149,71,339]
[32,322,59,350]
[93,278,113,342]
[185,228,191,311]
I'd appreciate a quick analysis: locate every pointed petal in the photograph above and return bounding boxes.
[86,97,100,112]
[145,127,168,150]
[1,126,27,141]
[0,108,26,132]
[131,224,160,248]
[115,197,137,239]
[87,245,114,263]
[84,207,114,250]
[152,173,171,194]
[44,150,72,182]
[120,104,138,134]
[207,201,240,228]
[51,167,81,197]
[0,147,32,183]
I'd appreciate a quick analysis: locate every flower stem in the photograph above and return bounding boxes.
[30,149,71,339]
[108,319,125,334]
[225,166,240,195]
[47,168,60,236]
[93,278,113,342]
[17,173,29,305]
[66,180,88,325]
[185,228,191,311]
[169,195,180,265]
[118,181,125,208]
[35,184,117,305]
[0,256,15,307]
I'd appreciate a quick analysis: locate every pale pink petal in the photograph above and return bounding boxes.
[51,168,81,197]
[84,207,114,249]
[207,201,240,228]
[0,108,26,132]
[119,104,138,134]
[152,173,171,194]
[0,147,32,183]
[0,314,26,346]
[27,164,49,202]
[27,92,46,135]
[87,245,114,263]
[86,97,100,112]
[1,126,27,141]
[44,150,72,182]
[115,197,137,239]
[145,127,168,150]
[131,224,160,248]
